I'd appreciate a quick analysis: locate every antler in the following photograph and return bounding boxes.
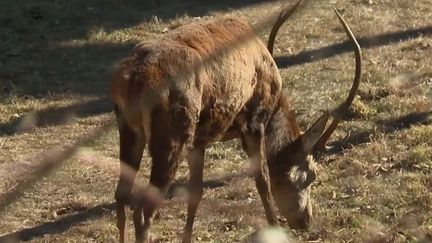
[314,7,362,152]
[267,0,304,56]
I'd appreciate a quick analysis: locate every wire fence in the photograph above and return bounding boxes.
[0,1,307,242]
[0,0,431,242]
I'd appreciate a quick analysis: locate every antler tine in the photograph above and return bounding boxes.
[314,7,362,152]
[267,0,304,55]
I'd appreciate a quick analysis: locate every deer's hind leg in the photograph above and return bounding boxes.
[114,106,146,243]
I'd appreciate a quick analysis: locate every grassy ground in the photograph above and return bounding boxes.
[1,0,431,242]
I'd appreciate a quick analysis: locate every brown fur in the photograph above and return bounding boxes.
[112,18,283,243]
[110,8,361,242]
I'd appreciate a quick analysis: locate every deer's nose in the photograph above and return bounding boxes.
[288,213,311,229]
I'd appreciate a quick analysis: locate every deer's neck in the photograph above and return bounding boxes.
[265,95,301,163]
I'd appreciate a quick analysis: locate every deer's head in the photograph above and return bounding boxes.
[268,114,327,229]
[265,7,362,229]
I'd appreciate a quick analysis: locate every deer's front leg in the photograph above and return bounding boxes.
[242,125,278,225]
[182,146,205,243]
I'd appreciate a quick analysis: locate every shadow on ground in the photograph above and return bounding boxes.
[275,25,432,68]
[0,172,243,242]
[0,0,279,136]
[2,0,430,97]
[0,202,116,242]
[167,172,245,199]
[0,111,430,241]
[2,22,430,137]
[0,97,112,136]
[325,111,432,155]
[0,0,277,97]
[1,0,431,137]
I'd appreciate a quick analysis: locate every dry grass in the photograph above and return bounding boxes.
[1,0,431,242]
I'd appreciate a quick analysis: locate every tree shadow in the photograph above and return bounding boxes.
[0,202,116,242]
[0,172,243,242]
[0,0,277,97]
[0,97,112,136]
[4,0,430,97]
[275,25,432,68]
[1,0,275,136]
[324,111,432,155]
[375,111,432,131]
[1,0,431,137]
[167,172,244,199]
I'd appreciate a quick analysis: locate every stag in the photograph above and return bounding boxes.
[110,1,361,242]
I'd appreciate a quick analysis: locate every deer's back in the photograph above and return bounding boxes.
[111,17,282,143]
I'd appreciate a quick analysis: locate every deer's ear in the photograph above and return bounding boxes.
[301,114,329,153]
